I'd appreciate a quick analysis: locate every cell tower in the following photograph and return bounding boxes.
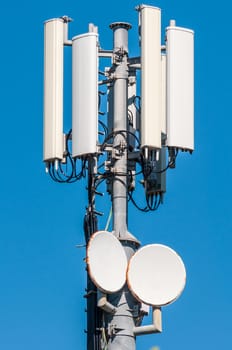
[43,4,194,350]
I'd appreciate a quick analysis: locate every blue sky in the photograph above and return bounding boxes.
[0,0,231,349]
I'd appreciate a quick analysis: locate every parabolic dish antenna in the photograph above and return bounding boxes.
[86,231,128,294]
[127,244,186,306]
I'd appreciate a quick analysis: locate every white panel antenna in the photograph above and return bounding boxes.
[166,24,194,151]
[161,53,167,137]
[43,18,65,162]
[139,5,162,150]
[72,33,99,157]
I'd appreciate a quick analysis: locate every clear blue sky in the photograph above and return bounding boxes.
[0,0,231,349]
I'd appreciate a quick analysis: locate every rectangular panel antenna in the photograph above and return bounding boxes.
[166,25,194,151]
[43,18,64,161]
[139,5,162,150]
[161,54,167,138]
[72,33,98,157]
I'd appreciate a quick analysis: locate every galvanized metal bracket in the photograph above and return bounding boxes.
[97,291,117,315]
[133,307,162,336]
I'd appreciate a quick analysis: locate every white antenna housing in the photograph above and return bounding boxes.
[161,53,167,136]
[139,5,162,150]
[72,32,99,157]
[166,25,194,151]
[43,18,64,161]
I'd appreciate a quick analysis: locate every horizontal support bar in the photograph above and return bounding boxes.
[98,49,113,58]
[97,292,117,314]
[133,307,162,336]
[64,40,72,46]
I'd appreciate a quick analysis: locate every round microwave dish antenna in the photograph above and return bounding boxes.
[127,244,186,306]
[86,231,128,294]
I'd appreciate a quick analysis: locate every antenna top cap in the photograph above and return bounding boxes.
[109,22,132,30]
[135,4,161,12]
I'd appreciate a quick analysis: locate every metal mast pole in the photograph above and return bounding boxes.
[110,22,130,237]
[105,22,140,350]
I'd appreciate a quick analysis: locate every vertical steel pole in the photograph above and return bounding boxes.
[106,22,139,350]
[110,22,130,238]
